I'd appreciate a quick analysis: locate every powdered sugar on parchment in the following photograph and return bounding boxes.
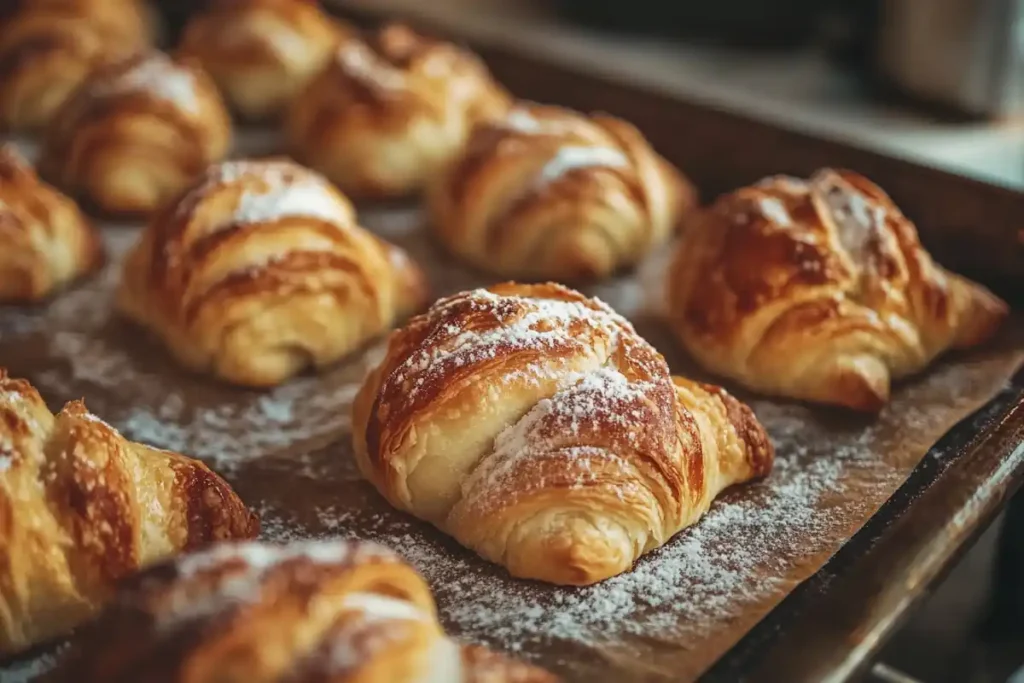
[0,643,69,682]
[255,446,847,653]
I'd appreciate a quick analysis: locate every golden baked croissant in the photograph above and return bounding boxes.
[430,104,696,282]
[46,539,559,682]
[39,51,232,218]
[353,283,774,586]
[118,159,429,388]
[178,0,350,121]
[0,0,151,131]
[287,23,511,199]
[0,145,103,302]
[0,370,258,656]
[666,170,1009,411]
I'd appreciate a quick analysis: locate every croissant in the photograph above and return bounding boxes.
[0,370,258,656]
[46,539,559,682]
[353,282,774,586]
[178,0,350,121]
[0,0,151,131]
[0,145,103,302]
[430,104,696,281]
[287,23,512,199]
[665,170,1009,411]
[118,159,429,388]
[39,51,232,218]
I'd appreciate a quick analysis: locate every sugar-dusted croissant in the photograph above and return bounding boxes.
[666,170,1009,411]
[178,0,351,121]
[353,283,773,586]
[430,104,696,282]
[39,51,231,218]
[46,539,558,682]
[0,0,151,131]
[118,159,429,388]
[0,370,258,656]
[0,145,103,302]
[287,23,511,199]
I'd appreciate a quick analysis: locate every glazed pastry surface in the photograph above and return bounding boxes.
[0,370,258,656]
[0,0,152,131]
[179,0,350,120]
[287,23,511,199]
[40,51,232,217]
[666,169,1008,410]
[431,103,696,281]
[0,145,103,302]
[118,158,428,387]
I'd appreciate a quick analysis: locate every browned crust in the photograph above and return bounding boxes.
[0,369,257,656]
[667,168,1009,410]
[432,103,696,282]
[0,145,104,302]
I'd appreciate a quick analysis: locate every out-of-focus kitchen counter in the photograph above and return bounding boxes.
[341,0,1024,188]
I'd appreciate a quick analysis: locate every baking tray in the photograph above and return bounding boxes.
[2,6,1023,683]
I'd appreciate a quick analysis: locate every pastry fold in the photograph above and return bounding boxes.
[0,370,258,656]
[353,283,773,585]
[179,0,350,121]
[46,539,558,682]
[430,104,696,281]
[0,145,103,302]
[287,23,511,199]
[40,51,232,218]
[666,170,1008,410]
[118,159,428,387]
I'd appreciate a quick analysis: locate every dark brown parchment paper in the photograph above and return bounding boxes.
[1,189,1022,683]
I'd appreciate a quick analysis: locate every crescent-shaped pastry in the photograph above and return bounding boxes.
[46,540,558,682]
[287,23,512,199]
[39,51,232,218]
[118,159,429,387]
[0,370,259,656]
[178,0,350,121]
[429,103,696,281]
[353,283,774,586]
[0,0,151,131]
[0,145,103,302]
[666,170,1009,411]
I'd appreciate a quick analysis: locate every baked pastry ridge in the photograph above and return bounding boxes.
[118,159,428,387]
[46,539,559,682]
[430,103,697,281]
[178,0,350,120]
[666,169,1008,410]
[353,282,774,585]
[0,0,152,131]
[0,369,258,656]
[287,22,512,199]
[0,145,103,302]
[40,51,232,217]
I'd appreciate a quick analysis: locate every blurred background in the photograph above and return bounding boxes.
[322,0,1024,192]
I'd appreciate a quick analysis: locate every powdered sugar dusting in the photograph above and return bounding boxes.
[537,146,629,186]
[255,442,849,655]
[387,288,633,403]
[465,366,653,498]
[92,54,200,115]
[234,175,352,226]
[0,643,69,682]
[159,540,396,629]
